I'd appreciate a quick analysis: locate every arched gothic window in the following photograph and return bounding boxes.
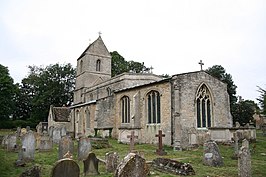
[121,96,130,123]
[96,59,101,71]
[196,84,212,128]
[147,90,161,124]
[85,108,90,129]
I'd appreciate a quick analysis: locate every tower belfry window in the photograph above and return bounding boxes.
[96,59,101,71]
[196,84,212,128]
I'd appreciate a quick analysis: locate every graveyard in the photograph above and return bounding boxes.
[0,129,266,177]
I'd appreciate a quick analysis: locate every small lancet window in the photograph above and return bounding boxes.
[121,96,130,123]
[196,84,212,128]
[96,59,101,71]
[80,60,83,73]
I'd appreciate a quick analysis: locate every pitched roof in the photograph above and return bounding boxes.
[77,35,111,60]
[52,107,71,122]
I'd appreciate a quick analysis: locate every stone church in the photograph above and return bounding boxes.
[49,35,233,149]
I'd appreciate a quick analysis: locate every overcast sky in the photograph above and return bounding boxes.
[0,0,265,102]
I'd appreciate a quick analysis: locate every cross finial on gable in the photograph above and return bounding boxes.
[198,60,204,71]
[98,31,102,36]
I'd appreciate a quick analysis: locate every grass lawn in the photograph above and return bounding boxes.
[0,129,266,177]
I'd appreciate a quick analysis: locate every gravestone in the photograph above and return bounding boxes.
[49,126,54,138]
[61,126,67,137]
[58,136,74,160]
[155,130,167,155]
[114,153,149,177]
[90,137,111,149]
[21,128,27,137]
[232,132,239,159]
[105,152,119,173]
[83,152,100,175]
[261,123,266,136]
[152,158,195,176]
[173,139,182,151]
[51,159,80,177]
[26,126,30,132]
[127,131,138,152]
[6,134,17,151]
[39,135,53,151]
[235,121,241,128]
[203,140,223,167]
[21,131,36,161]
[78,137,92,161]
[52,127,62,144]
[1,135,8,149]
[17,127,21,137]
[238,139,251,177]
[15,148,26,167]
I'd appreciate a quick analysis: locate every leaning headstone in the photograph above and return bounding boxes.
[51,158,80,177]
[238,139,251,177]
[203,140,223,167]
[6,134,17,151]
[39,135,53,151]
[152,158,195,176]
[58,136,74,160]
[105,152,119,173]
[78,137,92,161]
[52,127,62,144]
[19,165,41,177]
[83,152,100,175]
[114,153,149,177]
[21,131,36,161]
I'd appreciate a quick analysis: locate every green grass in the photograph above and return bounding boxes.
[0,130,266,177]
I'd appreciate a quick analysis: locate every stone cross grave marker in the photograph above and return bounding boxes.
[114,153,149,177]
[51,158,80,177]
[21,131,36,161]
[83,152,100,176]
[238,139,251,177]
[105,152,119,173]
[127,131,138,152]
[58,136,74,160]
[203,140,223,167]
[78,137,92,161]
[155,130,167,155]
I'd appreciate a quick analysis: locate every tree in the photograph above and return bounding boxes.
[205,65,237,109]
[257,86,266,115]
[21,63,76,122]
[0,64,17,120]
[231,100,258,125]
[110,51,147,77]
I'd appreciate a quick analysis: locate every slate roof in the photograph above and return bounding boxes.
[52,107,71,122]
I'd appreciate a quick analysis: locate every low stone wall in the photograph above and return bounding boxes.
[209,127,256,143]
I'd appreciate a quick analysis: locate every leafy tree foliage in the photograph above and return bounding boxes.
[0,64,17,120]
[206,65,237,108]
[110,51,147,77]
[231,100,258,125]
[257,86,266,115]
[19,63,76,122]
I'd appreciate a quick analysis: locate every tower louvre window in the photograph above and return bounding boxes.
[96,59,101,71]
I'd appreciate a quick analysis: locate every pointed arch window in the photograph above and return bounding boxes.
[147,90,161,124]
[96,59,101,71]
[121,96,130,123]
[85,108,90,129]
[196,84,212,128]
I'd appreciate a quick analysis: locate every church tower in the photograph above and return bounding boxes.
[74,35,112,104]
